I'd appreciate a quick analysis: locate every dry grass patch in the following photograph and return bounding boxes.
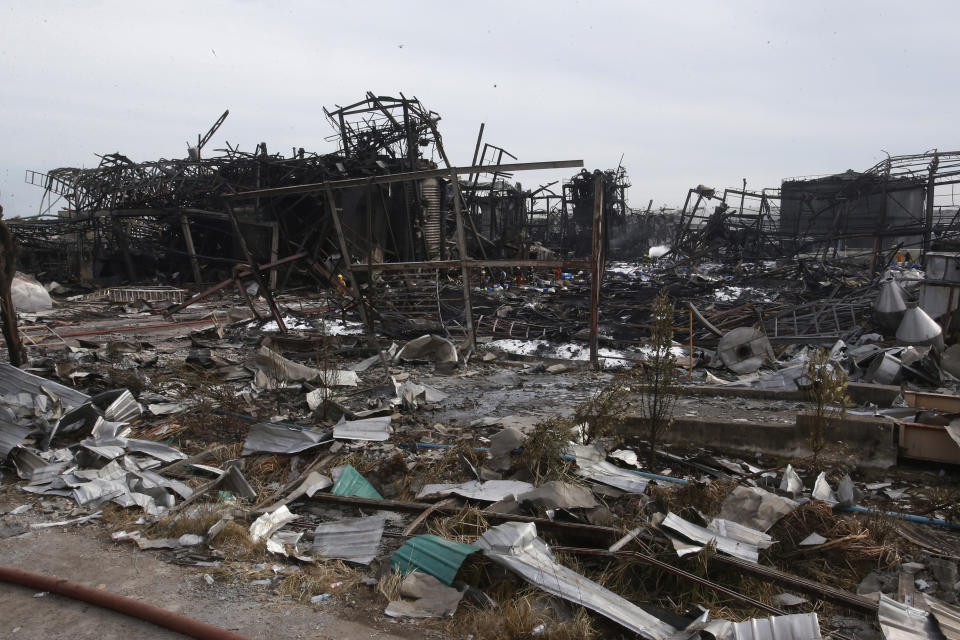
[277,561,363,602]
[425,506,490,543]
[648,478,738,519]
[445,591,597,640]
[764,499,898,590]
[148,507,224,538]
[98,502,141,529]
[419,441,487,485]
[209,520,269,561]
[377,568,406,602]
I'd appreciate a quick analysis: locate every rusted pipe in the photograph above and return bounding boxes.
[0,566,250,640]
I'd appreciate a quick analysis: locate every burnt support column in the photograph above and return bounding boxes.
[923,153,939,263]
[110,213,137,283]
[325,189,390,379]
[590,174,605,371]
[0,209,24,366]
[450,169,476,351]
[224,201,286,334]
[179,214,202,284]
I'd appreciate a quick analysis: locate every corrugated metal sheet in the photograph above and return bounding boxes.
[312,514,386,564]
[98,389,143,423]
[330,464,382,499]
[332,416,392,442]
[241,423,328,455]
[390,534,478,585]
[878,594,945,640]
[123,438,187,463]
[732,613,822,640]
[416,480,533,502]
[569,444,649,493]
[0,363,90,408]
[707,518,774,550]
[924,594,960,640]
[661,512,762,562]
[0,421,30,458]
[476,521,679,640]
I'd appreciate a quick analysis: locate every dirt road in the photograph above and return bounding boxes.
[0,514,420,640]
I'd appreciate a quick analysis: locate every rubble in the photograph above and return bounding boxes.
[2,96,960,640]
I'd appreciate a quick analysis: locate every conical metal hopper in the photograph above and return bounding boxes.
[896,301,945,352]
[874,280,907,333]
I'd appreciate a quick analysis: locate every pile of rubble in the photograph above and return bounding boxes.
[0,261,957,640]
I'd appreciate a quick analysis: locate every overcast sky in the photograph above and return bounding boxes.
[2,1,958,216]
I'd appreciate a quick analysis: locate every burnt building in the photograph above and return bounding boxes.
[780,170,928,253]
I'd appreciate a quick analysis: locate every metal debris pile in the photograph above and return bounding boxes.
[0,292,958,640]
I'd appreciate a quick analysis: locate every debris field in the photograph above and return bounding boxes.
[0,93,959,640]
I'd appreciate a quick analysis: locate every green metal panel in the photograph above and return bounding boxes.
[330,464,383,500]
[389,534,478,585]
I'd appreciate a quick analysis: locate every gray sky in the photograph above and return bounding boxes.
[2,1,958,216]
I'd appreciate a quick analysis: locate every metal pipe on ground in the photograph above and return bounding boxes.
[0,565,251,640]
[553,546,784,616]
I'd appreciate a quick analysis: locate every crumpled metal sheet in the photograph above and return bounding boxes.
[73,478,130,505]
[112,490,162,517]
[10,447,46,479]
[488,427,524,471]
[516,481,599,510]
[718,327,775,375]
[384,571,464,618]
[30,511,102,529]
[332,416,392,442]
[717,486,798,532]
[147,402,188,416]
[476,521,679,640]
[90,417,129,441]
[264,471,331,512]
[660,512,763,563]
[0,363,90,408]
[878,594,946,640]
[836,474,862,508]
[569,444,649,493]
[731,612,822,640]
[392,379,449,410]
[128,468,193,499]
[80,439,126,460]
[219,466,258,502]
[254,345,321,382]
[249,505,296,543]
[394,334,457,364]
[241,422,328,455]
[95,389,143,423]
[416,480,533,503]
[312,514,386,565]
[779,464,803,495]
[0,420,30,459]
[812,472,837,504]
[123,438,187,463]
[707,518,775,550]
